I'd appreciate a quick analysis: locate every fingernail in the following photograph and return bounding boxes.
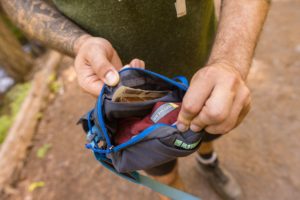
[190,124,202,132]
[105,71,119,86]
[177,123,188,132]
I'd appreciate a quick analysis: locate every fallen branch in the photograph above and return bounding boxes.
[0,50,63,193]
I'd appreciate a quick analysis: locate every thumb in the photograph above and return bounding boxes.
[90,54,120,86]
[104,70,120,86]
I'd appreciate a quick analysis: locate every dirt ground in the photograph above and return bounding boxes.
[3,1,300,200]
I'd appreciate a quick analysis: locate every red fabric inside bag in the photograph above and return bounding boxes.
[114,102,181,144]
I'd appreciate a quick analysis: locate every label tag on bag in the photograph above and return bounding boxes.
[175,0,187,18]
[151,103,179,123]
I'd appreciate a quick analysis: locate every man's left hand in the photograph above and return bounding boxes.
[177,61,251,134]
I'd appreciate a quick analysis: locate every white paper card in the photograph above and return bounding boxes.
[175,0,187,18]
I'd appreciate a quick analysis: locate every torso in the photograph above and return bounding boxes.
[52,0,216,78]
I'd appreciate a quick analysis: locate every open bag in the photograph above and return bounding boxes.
[79,68,206,200]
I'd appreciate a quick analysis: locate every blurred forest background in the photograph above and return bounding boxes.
[0,9,46,144]
[0,0,299,200]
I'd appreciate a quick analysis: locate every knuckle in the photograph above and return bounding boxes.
[227,74,239,87]
[182,102,198,115]
[206,108,227,122]
[88,40,113,56]
[203,67,217,78]
[192,67,213,81]
[97,39,114,55]
[98,38,113,49]
[88,44,100,53]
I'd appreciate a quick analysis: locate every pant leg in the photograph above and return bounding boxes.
[145,159,178,176]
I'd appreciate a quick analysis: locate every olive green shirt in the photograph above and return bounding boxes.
[52,0,216,78]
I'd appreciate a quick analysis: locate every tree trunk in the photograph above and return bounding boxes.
[0,18,33,82]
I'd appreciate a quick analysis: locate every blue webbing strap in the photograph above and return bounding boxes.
[95,153,200,200]
[137,173,200,200]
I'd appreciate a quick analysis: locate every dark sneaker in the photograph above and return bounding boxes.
[196,155,243,200]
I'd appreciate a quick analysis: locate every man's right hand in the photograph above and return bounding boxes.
[73,35,145,96]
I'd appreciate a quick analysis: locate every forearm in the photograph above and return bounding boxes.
[208,0,270,79]
[0,0,87,56]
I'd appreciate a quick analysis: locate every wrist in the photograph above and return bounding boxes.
[206,59,249,80]
[73,34,92,55]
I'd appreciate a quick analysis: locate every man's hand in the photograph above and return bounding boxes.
[175,0,270,134]
[177,62,251,134]
[74,35,145,96]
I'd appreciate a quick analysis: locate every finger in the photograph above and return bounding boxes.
[74,59,105,97]
[140,60,145,69]
[205,86,251,134]
[121,65,131,70]
[111,50,123,70]
[79,74,104,97]
[88,53,120,86]
[177,72,215,132]
[200,83,236,125]
[130,58,145,69]
[74,57,102,96]
[190,119,206,132]
[235,95,251,127]
[189,82,237,133]
[190,112,207,132]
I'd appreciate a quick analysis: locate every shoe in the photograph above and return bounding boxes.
[196,154,243,200]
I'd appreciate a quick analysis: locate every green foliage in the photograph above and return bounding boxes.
[36,143,52,158]
[0,115,11,144]
[28,181,45,192]
[47,72,56,83]
[48,72,61,94]
[49,80,61,94]
[7,83,31,115]
[0,83,31,143]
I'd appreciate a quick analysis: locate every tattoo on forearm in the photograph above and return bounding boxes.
[1,0,86,56]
